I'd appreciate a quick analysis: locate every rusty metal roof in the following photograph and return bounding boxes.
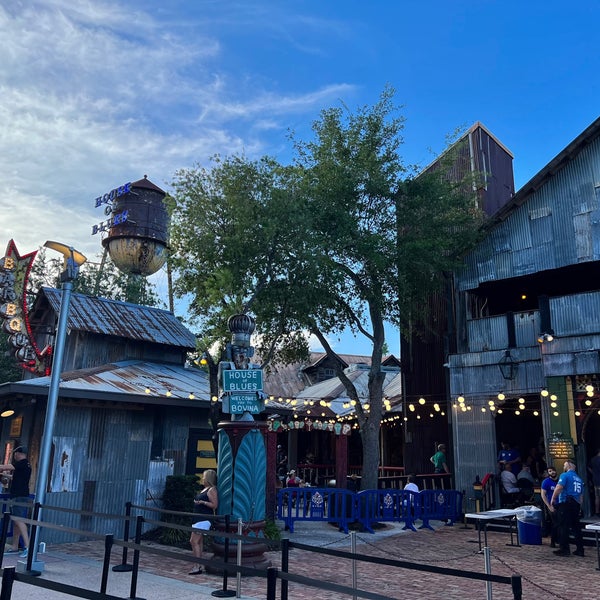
[41,287,197,349]
[9,360,210,406]
[292,364,403,418]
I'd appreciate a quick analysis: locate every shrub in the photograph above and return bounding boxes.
[158,474,200,546]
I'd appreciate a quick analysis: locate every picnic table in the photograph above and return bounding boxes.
[465,508,520,551]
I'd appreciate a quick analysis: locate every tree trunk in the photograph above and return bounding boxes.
[360,418,381,490]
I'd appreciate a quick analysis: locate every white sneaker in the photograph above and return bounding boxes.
[18,548,27,558]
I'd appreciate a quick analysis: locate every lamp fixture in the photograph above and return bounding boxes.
[44,240,87,282]
[537,332,554,343]
[0,405,14,418]
[498,350,518,380]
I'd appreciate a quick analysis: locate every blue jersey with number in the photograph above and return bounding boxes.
[557,470,584,503]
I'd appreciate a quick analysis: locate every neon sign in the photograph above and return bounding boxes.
[0,241,51,375]
[91,181,131,235]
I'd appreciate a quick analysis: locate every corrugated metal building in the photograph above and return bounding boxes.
[0,289,216,542]
[401,122,516,475]
[448,116,600,511]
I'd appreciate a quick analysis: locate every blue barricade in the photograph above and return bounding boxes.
[356,489,420,533]
[277,487,463,534]
[277,487,355,533]
[418,489,463,530]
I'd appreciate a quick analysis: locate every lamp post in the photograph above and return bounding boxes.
[25,242,86,574]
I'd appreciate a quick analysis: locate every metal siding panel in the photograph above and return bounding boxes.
[467,316,507,352]
[551,291,600,336]
[514,311,540,347]
[452,403,497,504]
[455,135,600,292]
[573,213,592,259]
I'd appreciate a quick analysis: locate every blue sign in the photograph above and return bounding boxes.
[94,182,131,208]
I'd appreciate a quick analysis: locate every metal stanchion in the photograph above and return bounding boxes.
[0,512,11,570]
[484,546,492,600]
[266,567,278,600]
[280,537,289,600]
[212,514,235,597]
[113,502,133,572]
[128,515,145,600]
[0,566,16,600]
[100,534,114,593]
[351,530,357,600]
[236,518,243,597]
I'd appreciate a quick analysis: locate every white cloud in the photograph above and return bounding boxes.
[0,0,355,278]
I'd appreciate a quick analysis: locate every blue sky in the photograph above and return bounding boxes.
[1,1,599,355]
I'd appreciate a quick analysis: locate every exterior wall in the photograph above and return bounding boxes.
[451,404,497,509]
[401,124,515,477]
[3,402,212,543]
[458,136,600,292]
[449,129,600,509]
[62,331,187,371]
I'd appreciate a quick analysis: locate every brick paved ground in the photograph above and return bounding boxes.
[47,520,599,600]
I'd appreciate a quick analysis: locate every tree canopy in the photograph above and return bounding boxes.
[168,87,485,489]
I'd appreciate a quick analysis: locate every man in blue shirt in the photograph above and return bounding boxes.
[497,441,522,475]
[550,459,584,557]
[540,467,558,547]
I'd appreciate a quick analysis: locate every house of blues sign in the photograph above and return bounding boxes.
[1,240,51,375]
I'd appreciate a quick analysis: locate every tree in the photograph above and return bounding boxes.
[29,247,162,306]
[169,88,485,489]
[0,247,163,382]
[169,155,313,366]
[0,332,23,384]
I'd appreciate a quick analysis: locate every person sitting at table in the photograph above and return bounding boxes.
[286,470,302,507]
[516,465,535,501]
[501,462,521,505]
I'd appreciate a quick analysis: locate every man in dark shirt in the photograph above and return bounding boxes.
[1,446,31,556]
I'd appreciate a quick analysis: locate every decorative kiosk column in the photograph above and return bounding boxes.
[213,314,270,569]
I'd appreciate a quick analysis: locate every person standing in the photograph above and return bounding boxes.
[540,466,559,547]
[430,444,450,474]
[550,459,585,557]
[1,445,31,557]
[189,469,218,575]
[497,441,522,475]
[276,445,287,481]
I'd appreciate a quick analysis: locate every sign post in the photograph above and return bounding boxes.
[221,369,265,415]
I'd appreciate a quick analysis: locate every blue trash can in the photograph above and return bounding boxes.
[516,505,542,545]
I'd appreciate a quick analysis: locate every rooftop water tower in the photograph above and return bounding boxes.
[101,176,169,276]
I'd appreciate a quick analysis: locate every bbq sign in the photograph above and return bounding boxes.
[0,240,51,375]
